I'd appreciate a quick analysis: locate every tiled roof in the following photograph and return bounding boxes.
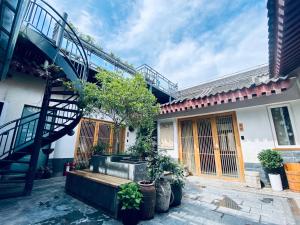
[267,0,300,77]
[173,65,270,101]
[160,65,293,115]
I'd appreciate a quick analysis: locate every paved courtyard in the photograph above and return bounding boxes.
[0,176,299,225]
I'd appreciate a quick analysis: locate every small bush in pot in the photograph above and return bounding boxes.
[258,149,283,191]
[117,182,143,225]
[91,142,109,155]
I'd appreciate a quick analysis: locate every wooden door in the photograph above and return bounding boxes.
[179,113,243,180]
[215,115,240,178]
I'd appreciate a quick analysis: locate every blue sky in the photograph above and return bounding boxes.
[49,0,268,89]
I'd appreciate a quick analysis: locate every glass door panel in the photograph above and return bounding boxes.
[180,120,196,174]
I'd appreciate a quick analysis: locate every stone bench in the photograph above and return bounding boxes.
[65,170,130,218]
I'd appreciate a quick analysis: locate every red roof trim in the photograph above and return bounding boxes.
[160,78,291,114]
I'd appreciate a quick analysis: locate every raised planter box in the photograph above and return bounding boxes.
[91,155,147,181]
[65,170,130,218]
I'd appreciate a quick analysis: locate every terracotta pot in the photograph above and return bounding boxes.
[284,163,300,192]
[155,178,171,213]
[121,209,139,225]
[138,181,156,220]
[170,183,182,207]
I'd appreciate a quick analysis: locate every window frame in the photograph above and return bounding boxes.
[268,104,299,147]
[159,121,175,151]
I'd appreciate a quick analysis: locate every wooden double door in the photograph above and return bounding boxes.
[179,113,244,180]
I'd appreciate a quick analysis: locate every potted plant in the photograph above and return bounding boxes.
[148,153,172,213]
[159,156,185,207]
[138,180,156,220]
[170,178,184,206]
[117,182,143,225]
[169,163,185,207]
[258,149,283,191]
[90,142,109,172]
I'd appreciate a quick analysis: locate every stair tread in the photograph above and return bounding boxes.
[0,179,26,184]
[46,114,76,120]
[50,90,77,95]
[0,160,30,164]
[47,106,80,113]
[0,169,28,174]
[49,98,78,103]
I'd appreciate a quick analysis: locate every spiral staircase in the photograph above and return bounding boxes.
[0,0,88,198]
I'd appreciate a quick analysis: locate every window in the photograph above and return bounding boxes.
[15,105,40,146]
[74,118,126,165]
[159,122,174,150]
[270,106,296,146]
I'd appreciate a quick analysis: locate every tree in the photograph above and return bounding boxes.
[77,69,159,153]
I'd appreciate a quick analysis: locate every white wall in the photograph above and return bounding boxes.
[124,127,137,150]
[0,72,45,124]
[236,106,275,163]
[157,118,178,159]
[51,125,79,159]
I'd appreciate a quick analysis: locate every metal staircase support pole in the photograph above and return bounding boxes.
[24,78,51,195]
[56,12,68,50]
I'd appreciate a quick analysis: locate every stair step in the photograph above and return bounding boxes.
[50,90,77,95]
[0,179,26,184]
[49,99,78,104]
[0,169,28,174]
[44,121,68,127]
[0,160,30,164]
[0,181,26,199]
[47,106,80,113]
[46,114,76,120]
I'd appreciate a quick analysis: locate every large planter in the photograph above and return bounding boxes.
[155,178,171,213]
[170,183,182,207]
[269,173,283,191]
[284,163,300,192]
[120,209,139,225]
[138,181,156,220]
[263,167,288,188]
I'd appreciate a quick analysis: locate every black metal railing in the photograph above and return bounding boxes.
[23,0,89,80]
[0,0,88,159]
[0,112,40,157]
[136,64,178,97]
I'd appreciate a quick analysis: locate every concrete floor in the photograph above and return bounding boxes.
[0,176,299,225]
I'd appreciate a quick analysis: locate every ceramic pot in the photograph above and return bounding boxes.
[138,181,156,220]
[121,209,139,225]
[155,178,171,212]
[269,173,283,191]
[170,183,182,207]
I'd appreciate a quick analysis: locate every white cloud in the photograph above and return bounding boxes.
[47,0,102,42]
[105,0,268,89]
[47,0,269,90]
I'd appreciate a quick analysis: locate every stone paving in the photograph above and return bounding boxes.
[0,176,299,225]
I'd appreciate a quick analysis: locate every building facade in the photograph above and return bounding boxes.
[158,66,300,184]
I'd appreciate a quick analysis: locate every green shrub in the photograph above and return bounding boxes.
[117,182,143,210]
[91,142,108,155]
[258,149,283,170]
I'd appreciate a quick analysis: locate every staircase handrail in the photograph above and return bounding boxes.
[24,0,89,81]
